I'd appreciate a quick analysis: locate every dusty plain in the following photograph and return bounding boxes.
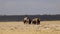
[0,21,60,34]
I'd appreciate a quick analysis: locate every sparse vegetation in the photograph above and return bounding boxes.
[0,21,60,34]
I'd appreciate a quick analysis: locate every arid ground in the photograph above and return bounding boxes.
[0,21,60,34]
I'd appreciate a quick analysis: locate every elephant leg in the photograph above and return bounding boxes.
[29,20,31,24]
[24,20,26,24]
[37,21,40,25]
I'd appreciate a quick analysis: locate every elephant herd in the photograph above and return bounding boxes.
[23,17,40,25]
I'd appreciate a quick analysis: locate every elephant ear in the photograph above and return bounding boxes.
[32,19,35,21]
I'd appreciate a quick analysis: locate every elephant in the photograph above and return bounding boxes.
[23,17,31,24]
[31,18,40,25]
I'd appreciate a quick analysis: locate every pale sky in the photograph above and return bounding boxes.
[0,0,60,15]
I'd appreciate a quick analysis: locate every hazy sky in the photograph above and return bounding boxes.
[0,0,60,15]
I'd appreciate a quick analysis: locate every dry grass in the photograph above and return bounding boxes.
[0,21,60,34]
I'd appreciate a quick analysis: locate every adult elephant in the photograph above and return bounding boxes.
[31,18,40,25]
[23,17,31,24]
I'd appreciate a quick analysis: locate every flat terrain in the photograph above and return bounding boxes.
[0,21,60,34]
